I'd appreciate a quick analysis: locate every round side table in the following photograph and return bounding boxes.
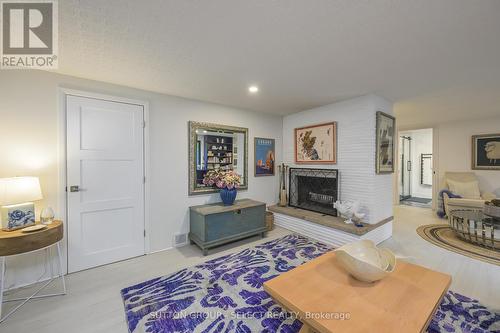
[0,220,66,323]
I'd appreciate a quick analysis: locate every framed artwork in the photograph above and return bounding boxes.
[254,137,275,176]
[294,122,337,164]
[472,133,500,170]
[376,111,395,174]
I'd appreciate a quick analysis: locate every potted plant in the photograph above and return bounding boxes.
[203,170,241,205]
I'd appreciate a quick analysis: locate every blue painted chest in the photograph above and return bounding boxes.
[189,199,267,255]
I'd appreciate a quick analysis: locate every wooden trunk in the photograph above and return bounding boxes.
[189,199,267,255]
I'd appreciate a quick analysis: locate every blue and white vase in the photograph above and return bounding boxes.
[220,188,237,206]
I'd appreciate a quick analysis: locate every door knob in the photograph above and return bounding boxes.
[70,185,81,192]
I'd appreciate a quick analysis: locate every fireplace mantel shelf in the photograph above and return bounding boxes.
[268,205,392,236]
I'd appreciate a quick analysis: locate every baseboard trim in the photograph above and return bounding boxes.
[148,246,174,255]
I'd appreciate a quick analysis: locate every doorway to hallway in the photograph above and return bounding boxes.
[398,128,433,208]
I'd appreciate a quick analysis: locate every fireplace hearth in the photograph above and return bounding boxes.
[288,168,338,216]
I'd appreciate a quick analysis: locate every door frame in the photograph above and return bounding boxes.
[57,88,151,274]
[399,135,412,201]
[394,127,437,210]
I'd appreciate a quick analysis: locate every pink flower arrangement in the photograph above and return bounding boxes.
[203,170,241,190]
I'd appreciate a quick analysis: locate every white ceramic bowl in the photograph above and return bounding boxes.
[334,240,396,283]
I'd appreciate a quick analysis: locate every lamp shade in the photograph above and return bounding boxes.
[0,177,43,206]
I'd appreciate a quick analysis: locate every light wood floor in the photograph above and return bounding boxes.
[2,205,499,332]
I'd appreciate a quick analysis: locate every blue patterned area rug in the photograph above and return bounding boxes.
[121,235,499,333]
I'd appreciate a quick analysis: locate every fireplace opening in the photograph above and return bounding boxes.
[289,168,339,216]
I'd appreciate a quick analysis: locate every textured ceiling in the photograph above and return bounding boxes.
[58,0,500,126]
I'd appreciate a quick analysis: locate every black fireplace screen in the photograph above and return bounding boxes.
[288,168,338,216]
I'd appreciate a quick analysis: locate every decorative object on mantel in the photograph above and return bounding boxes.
[254,137,275,176]
[471,133,500,170]
[294,122,337,164]
[334,200,364,227]
[352,211,366,226]
[334,240,396,283]
[0,220,66,322]
[0,177,43,231]
[202,170,241,206]
[278,163,288,206]
[375,111,396,174]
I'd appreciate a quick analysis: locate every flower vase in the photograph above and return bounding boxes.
[220,188,237,206]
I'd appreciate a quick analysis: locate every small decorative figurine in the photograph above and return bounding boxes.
[334,200,365,227]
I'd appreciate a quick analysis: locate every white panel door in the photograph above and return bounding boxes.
[66,95,145,273]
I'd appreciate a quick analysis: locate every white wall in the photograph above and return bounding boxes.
[399,128,433,199]
[282,95,394,224]
[437,115,500,197]
[0,70,283,289]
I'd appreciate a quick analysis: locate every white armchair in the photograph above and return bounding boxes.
[442,172,497,217]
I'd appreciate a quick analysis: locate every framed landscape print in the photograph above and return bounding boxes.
[376,111,395,174]
[254,137,275,176]
[295,122,337,164]
[472,133,500,170]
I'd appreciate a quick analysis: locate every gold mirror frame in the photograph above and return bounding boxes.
[188,121,249,195]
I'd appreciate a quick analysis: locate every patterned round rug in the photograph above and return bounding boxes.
[417,224,500,266]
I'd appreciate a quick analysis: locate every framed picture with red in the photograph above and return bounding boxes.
[294,122,337,164]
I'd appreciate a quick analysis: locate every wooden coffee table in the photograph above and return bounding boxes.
[264,252,451,333]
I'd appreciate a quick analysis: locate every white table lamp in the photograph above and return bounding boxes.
[0,177,43,231]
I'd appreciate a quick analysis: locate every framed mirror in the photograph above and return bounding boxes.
[189,121,248,195]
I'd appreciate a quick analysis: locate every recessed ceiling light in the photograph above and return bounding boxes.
[248,85,259,93]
